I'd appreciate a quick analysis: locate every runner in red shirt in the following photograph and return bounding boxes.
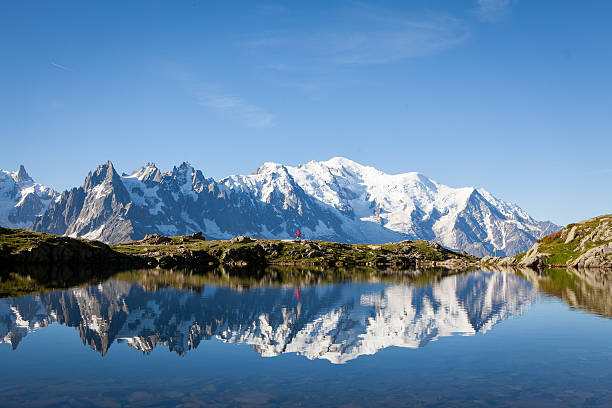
[295,230,302,240]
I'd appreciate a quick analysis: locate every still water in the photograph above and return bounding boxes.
[1,268,612,407]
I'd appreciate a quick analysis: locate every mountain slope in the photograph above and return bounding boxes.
[286,157,558,256]
[0,166,57,229]
[27,158,558,256]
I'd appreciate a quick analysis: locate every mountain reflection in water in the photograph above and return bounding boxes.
[0,270,540,363]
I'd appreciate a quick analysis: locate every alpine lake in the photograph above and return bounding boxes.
[1,266,612,407]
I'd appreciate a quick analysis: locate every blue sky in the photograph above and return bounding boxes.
[1,0,610,225]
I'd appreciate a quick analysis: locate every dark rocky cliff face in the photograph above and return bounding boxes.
[32,187,86,235]
[7,192,44,225]
[33,162,135,243]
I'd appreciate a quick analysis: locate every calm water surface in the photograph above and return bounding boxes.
[1,268,612,407]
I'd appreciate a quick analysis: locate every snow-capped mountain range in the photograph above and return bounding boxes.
[1,158,559,256]
[0,271,536,363]
[0,165,57,229]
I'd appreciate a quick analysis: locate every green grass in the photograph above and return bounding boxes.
[0,228,63,252]
[0,227,109,254]
[514,252,526,262]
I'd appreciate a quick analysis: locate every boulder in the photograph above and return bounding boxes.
[221,244,266,266]
[481,256,502,264]
[230,235,255,244]
[181,231,205,242]
[498,256,517,266]
[140,234,172,245]
[516,243,549,268]
[570,242,612,269]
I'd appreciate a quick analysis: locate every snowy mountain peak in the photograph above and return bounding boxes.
[322,156,368,169]
[251,162,295,182]
[300,157,429,191]
[126,163,161,182]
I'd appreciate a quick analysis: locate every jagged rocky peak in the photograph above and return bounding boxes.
[170,161,195,183]
[167,161,210,193]
[172,161,194,175]
[13,165,32,183]
[83,160,123,191]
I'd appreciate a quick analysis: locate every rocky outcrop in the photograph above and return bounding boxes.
[0,227,141,268]
[495,214,612,269]
[570,242,612,269]
[140,234,173,245]
[221,244,267,266]
[516,243,550,268]
[230,235,255,244]
[156,249,217,269]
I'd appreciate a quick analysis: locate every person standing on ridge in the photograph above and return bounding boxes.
[295,230,302,240]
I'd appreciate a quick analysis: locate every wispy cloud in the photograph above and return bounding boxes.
[158,62,277,128]
[50,62,72,71]
[326,17,469,65]
[199,94,276,128]
[243,7,470,67]
[473,0,514,22]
